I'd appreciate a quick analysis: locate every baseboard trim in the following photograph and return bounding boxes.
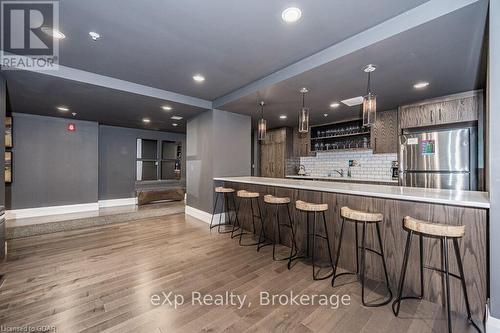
[487,302,500,332]
[185,205,225,224]
[98,197,138,208]
[6,203,99,219]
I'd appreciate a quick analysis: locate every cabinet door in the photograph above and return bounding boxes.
[399,105,433,128]
[371,110,398,154]
[436,96,479,124]
[293,130,310,156]
[260,143,274,177]
[273,142,285,178]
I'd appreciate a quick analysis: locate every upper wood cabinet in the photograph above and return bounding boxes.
[399,90,483,129]
[292,129,310,157]
[371,110,398,154]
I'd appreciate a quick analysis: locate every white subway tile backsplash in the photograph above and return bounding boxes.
[299,149,396,182]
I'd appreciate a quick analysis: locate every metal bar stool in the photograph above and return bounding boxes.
[263,195,298,269]
[294,200,334,280]
[232,190,270,250]
[332,207,392,307]
[209,187,237,234]
[392,216,481,333]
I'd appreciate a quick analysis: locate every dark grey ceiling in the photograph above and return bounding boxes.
[0,0,488,133]
[57,0,428,100]
[1,70,204,132]
[221,1,488,129]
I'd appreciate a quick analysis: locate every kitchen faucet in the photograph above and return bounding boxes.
[330,169,344,177]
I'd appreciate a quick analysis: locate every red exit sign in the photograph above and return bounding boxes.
[67,123,76,132]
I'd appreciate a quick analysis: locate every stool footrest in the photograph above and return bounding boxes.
[357,246,383,257]
[423,265,461,280]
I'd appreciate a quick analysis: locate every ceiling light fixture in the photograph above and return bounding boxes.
[258,101,267,140]
[279,115,287,119]
[362,64,377,127]
[324,113,328,117]
[282,7,302,23]
[298,87,309,133]
[41,27,66,39]
[142,118,151,124]
[329,102,340,108]
[193,74,205,83]
[56,106,69,112]
[172,123,179,127]
[88,31,101,41]
[413,81,430,89]
[171,115,183,120]
[162,105,173,111]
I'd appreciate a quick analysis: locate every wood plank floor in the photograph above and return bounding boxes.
[0,212,481,333]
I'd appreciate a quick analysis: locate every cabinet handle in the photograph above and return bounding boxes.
[430,110,434,122]
[439,109,442,121]
[374,138,377,151]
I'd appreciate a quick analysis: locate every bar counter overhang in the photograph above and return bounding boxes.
[214,176,489,321]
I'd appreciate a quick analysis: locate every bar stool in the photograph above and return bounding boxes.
[209,187,237,234]
[392,216,481,333]
[263,195,298,269]
[232,190,269,250]
[294,200,334,280]
[331,207,392,307]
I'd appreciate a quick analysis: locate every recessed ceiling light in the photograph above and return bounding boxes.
[279,115,287,119]
[88,31,101,41]
[56,106,69,112]
[162,105,173,111]
[329,102,340,108]
[142,118,151,124]
[41,27,66,39]
[171,115,183,120]
[341,96,364,107]
[413,81,430,89]
[172,123,179,127]
[282,7,302,23]
[324,113,328,117]
[193,74,205,83]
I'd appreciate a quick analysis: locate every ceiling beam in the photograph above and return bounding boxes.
[3,59,213,110]
[212,0,481,108]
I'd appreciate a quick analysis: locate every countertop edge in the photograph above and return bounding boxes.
[285,175,399,183]
[214,177,490,209]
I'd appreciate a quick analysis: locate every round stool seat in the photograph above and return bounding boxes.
[264,195,290,204]
[340,207,383,222]
[295,200,328,212]
[215,187,235,193]
[403,216,465,238]
[237,190,259,198]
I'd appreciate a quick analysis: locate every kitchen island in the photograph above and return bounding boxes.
[214,176,489,321]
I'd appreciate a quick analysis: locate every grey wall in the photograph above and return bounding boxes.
[8,113,98,209]
[489,0,500,319]
[186,109,251,213]
[0,76,5,207]
[186,111,214,213]
[98,125,186,200]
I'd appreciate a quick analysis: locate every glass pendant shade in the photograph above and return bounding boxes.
[362,92,377,126]
[298,107,309,133]
[258,118,267,140]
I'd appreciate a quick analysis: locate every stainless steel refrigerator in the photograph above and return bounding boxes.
[399,127,477,190]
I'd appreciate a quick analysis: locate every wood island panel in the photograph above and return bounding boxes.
[219,181,488,321]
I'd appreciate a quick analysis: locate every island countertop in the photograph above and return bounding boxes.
[214,176,490,209]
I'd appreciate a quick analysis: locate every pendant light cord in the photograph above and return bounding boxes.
[366,71,371,95]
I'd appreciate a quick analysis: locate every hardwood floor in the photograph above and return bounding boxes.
[0,212,480,332]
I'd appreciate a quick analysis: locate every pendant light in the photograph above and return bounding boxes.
[258,101,267,140]
[298,87,309,133]
[362,64,377,127]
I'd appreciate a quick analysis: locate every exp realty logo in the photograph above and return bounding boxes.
[1,0,60,70]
